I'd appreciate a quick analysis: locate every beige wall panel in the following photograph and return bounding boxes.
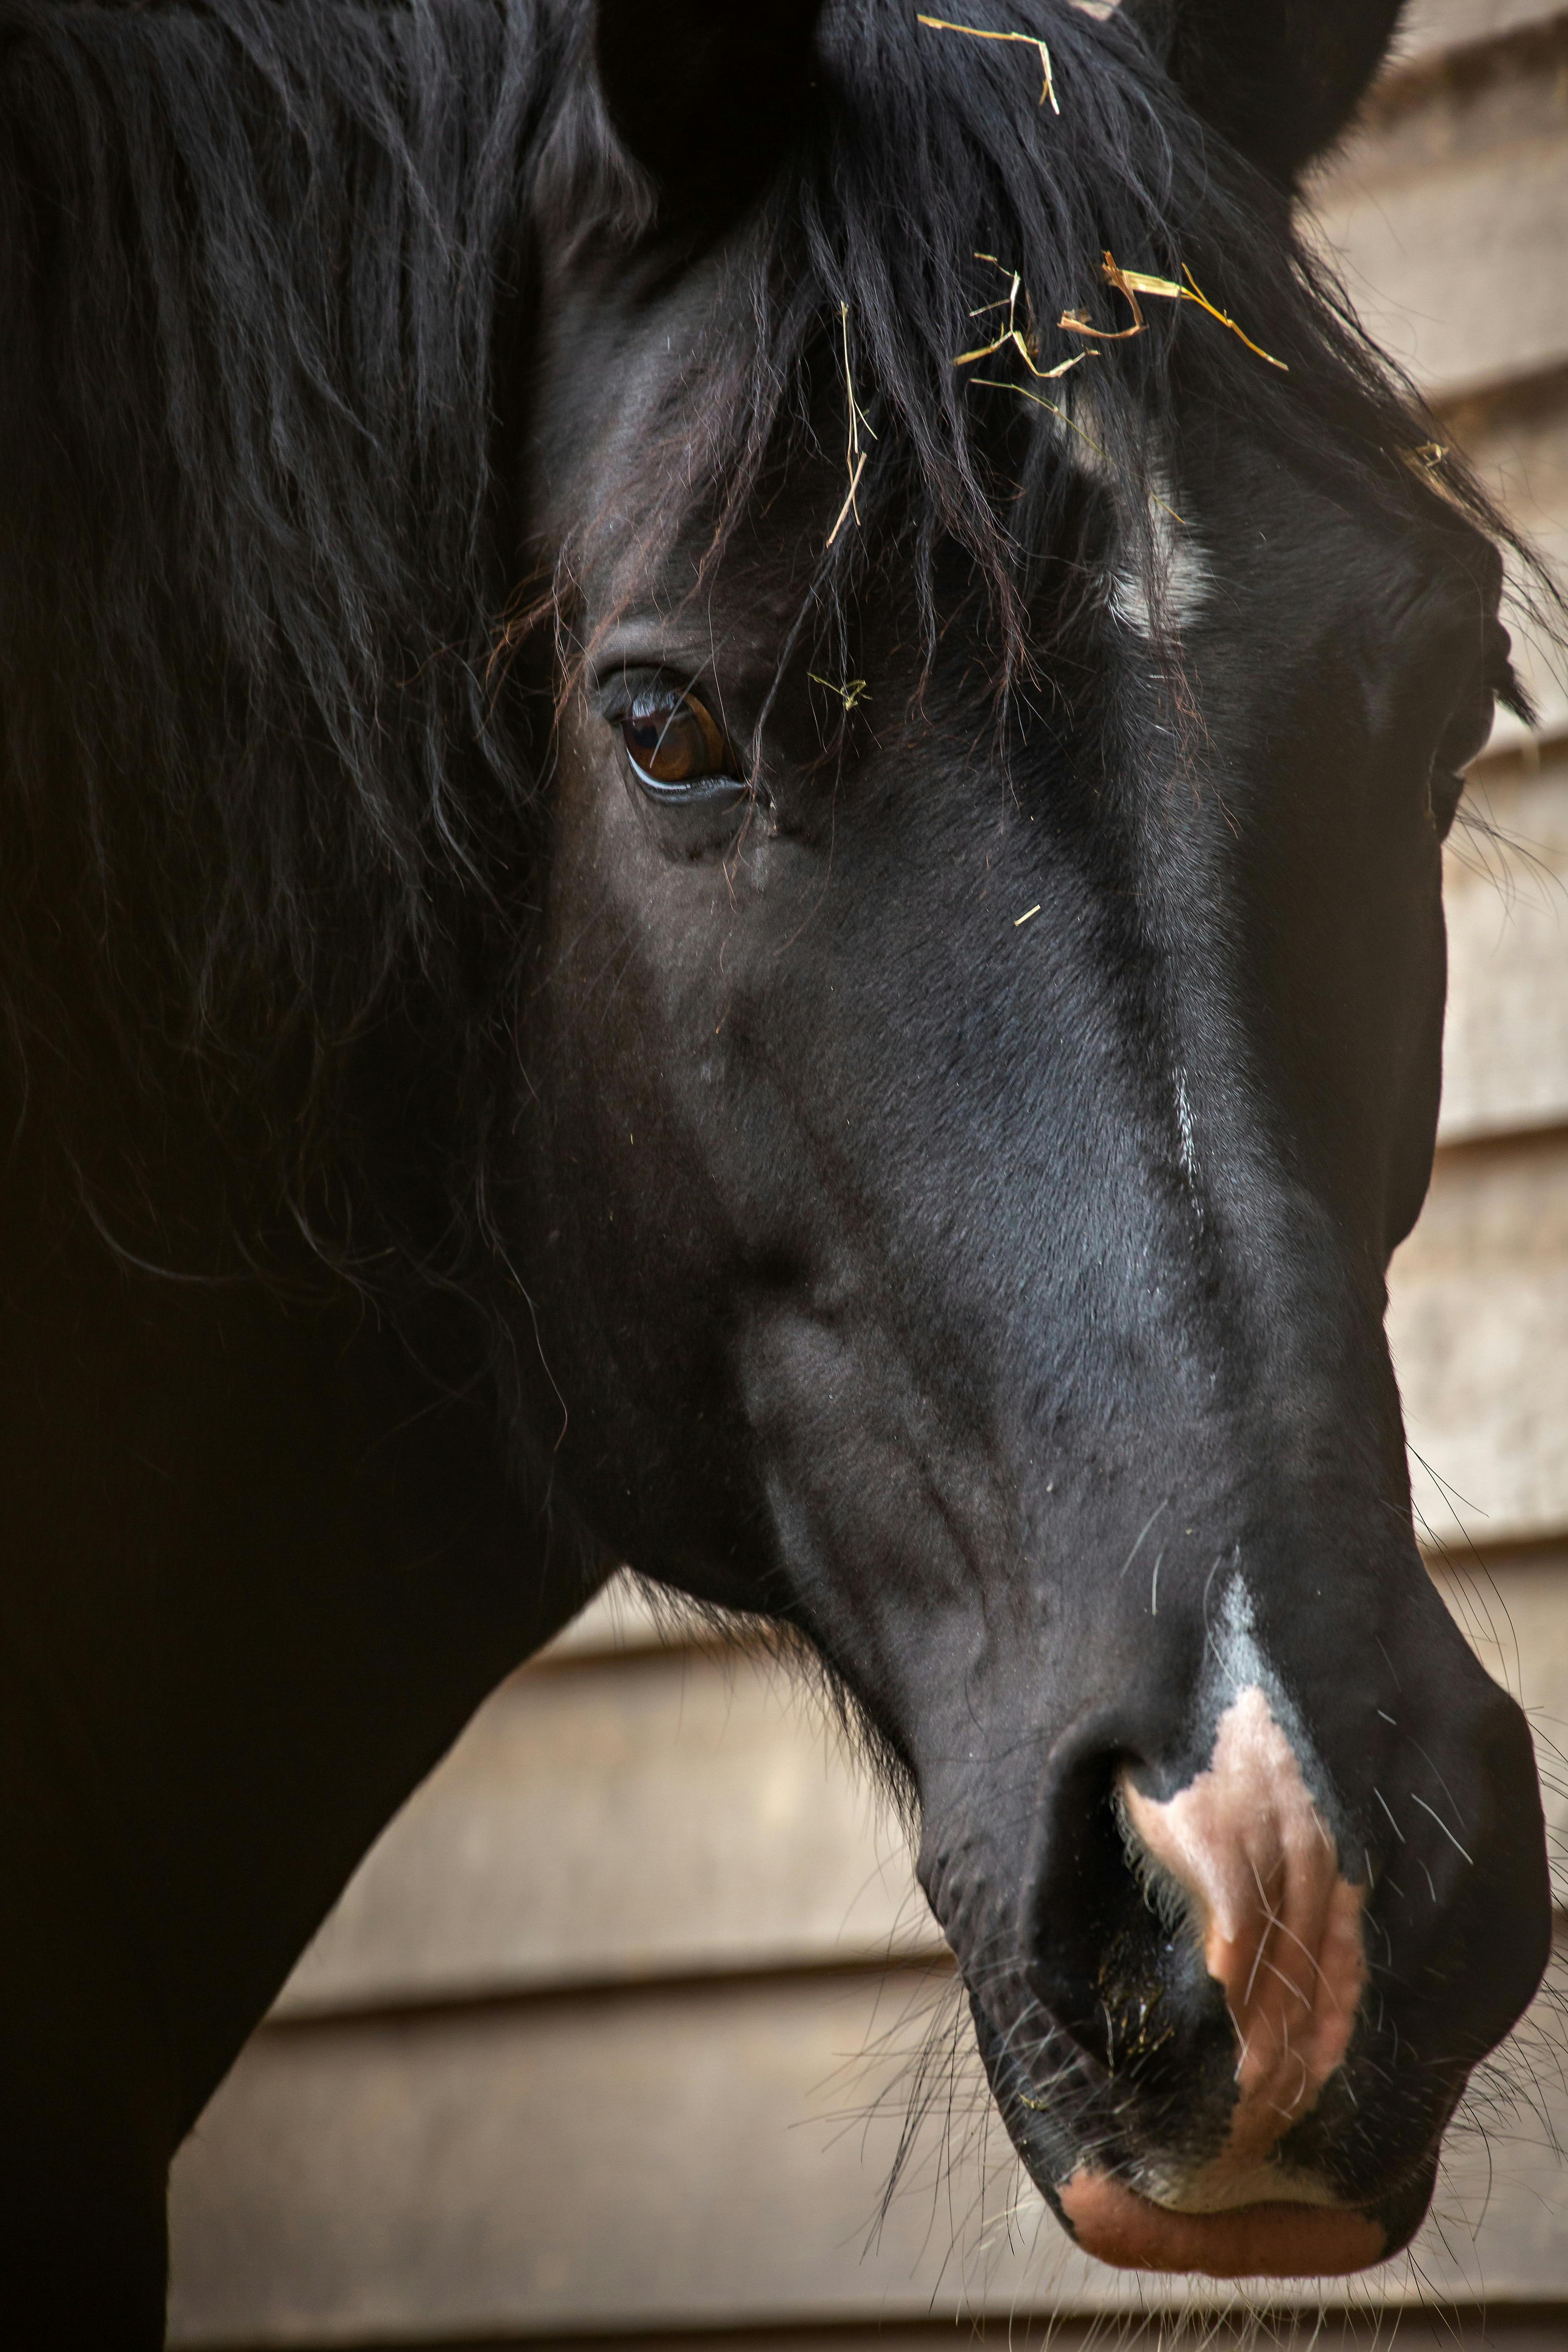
[278,1649,925,2017]
[1396,1266,1568,1545]
[1431,1549,1568,1878]
[1448,389,1568,750]
[169,1975,1098,2345]
[1397,0,1568,62]
[1390,1131,1568,1543]
[167,1969,1568,2345]
[1310,56,1568,404]
[1440,764,1568,1140]
[281,1558,1568,2019]
[541,1571,695,1660]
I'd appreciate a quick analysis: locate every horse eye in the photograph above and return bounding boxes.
[621,691,732,793]
[1426,682,1495,840]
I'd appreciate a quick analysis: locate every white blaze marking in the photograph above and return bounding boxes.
[1174,1063,1199,1191]
[1108,501,1210,637]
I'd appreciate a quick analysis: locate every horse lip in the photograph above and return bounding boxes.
[966,1978,1437,2279]
[1054,2169,1388,2279]
[1126,2155,1347,2214]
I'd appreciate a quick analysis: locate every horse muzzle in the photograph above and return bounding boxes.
[924,1571,1551,2281]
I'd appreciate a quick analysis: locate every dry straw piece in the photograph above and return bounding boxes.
[917,14,1059,112]
[956,252,1092,379]
[1061,251,1287,370]
[809,673,871,710]
[1402,439,1480,518]
[827,300,877,549]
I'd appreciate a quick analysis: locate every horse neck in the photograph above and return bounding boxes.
[0,1108,592,2178]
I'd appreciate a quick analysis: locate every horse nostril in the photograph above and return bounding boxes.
[1022,1680,1372,2173]
[1021,1747,1234,2094]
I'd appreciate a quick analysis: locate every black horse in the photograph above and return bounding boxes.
[0,0,1553,2337]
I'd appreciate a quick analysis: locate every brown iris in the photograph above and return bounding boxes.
[621,690,729,789]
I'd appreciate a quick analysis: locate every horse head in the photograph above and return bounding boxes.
[504,0,1551,2279]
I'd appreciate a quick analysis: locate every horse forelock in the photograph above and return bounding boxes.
[529,0,1545,715]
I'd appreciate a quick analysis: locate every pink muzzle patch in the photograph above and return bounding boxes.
[1119,1682,1367,2195]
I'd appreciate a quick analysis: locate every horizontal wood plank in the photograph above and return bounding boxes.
[278,1549,1568,2017]
[251,2323,1568,2352]
[1447,386,1568,751]
[277,1647,927,2017]
[168,1959,1568,2345]
[1441,762,1568,1140]
[1396,0,1568,68]
[1390,1130,1568,1543]
[1311,32,1568,403]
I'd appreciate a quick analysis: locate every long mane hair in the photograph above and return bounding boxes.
[0,0,1540,1290]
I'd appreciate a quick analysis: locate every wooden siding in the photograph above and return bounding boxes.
[260,1543,1568,2030]
[167,8,1568,2347]
[1401,0,1568,61]
[1449,385,1568,747]
[1440,760,1568,1138]
[169,1955,1568,2345]
[1393,1128,1568,1542]
[273,1647,927,2016]
[1311,13,1568,405]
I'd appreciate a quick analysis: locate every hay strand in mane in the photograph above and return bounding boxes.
[1060,250,1287,369]
[827,301,876,548]
[954,253,1092,378]
[809,673,872,710]
[916,14,1059,111]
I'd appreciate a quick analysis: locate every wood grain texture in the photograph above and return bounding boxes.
[1311,33,1568,403]
[167,1961,1568,2344]
[277,1647,926,2017]
[1448,385,1568,751]
[1390,1131,1568,1544]
[262,2326,1565,2352]
[1440,762,1568,1140]
[1395,0,1568,67]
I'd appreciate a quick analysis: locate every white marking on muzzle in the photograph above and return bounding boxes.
[1118,1662,1366,2206]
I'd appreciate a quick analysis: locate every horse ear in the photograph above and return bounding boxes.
[593,0,826,221]
[1124,0,1406,186]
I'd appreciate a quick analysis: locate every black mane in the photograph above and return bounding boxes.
[0,0,1535,1277]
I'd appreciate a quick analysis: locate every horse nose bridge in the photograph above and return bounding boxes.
[985,1138,1401,1491]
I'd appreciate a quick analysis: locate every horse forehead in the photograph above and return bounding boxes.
[528,248,750,549]
[1184,435,1497,652]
